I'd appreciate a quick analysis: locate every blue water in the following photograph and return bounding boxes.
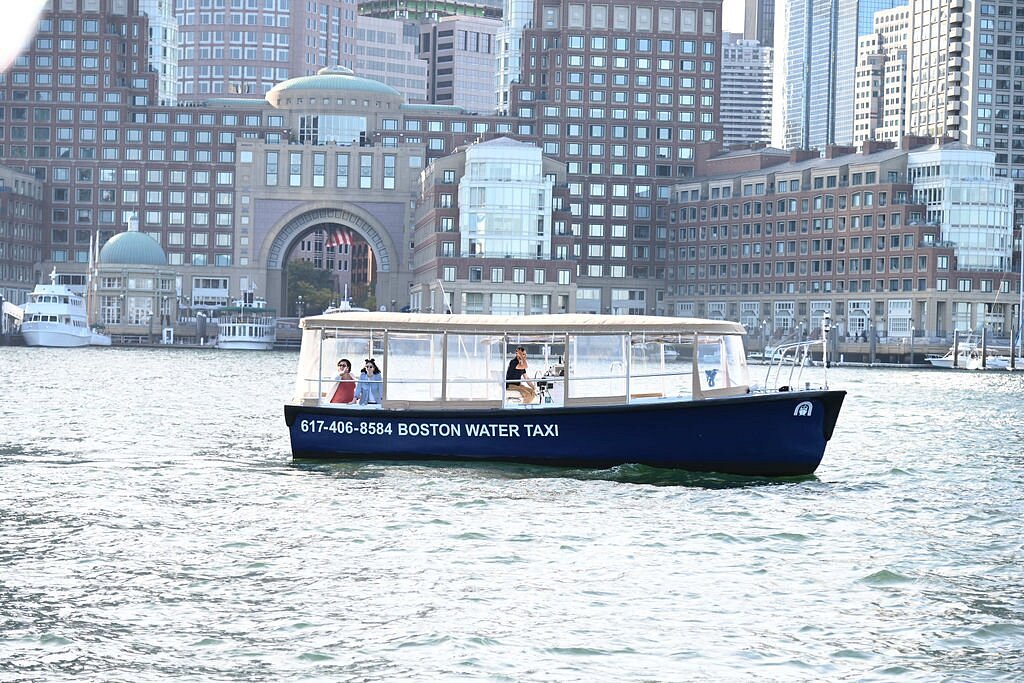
[1,347,1022,681]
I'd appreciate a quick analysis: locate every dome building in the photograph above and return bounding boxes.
[229,64,428,314]
[95,214,180,343]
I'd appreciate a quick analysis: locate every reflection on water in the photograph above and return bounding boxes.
[293,459,810,489]
[0,348,1021,681]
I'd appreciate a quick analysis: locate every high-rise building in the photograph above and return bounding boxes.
[356,15,429,105]
[508,0,724,315]
[140,0,178,105]
[742,0,775,47]
[774,0,905,151]
[358,0,502,21]
[853,5,910,144]
[175,0,357,100]
[904,0,1024,234]
[419,14,501,113]
[834,0,906,145]
[495,0,533,114]
[721,33,773,147]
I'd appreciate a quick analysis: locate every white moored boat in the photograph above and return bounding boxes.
[925,346,983,370]
[215,290,277,351]
[21,270,111,348]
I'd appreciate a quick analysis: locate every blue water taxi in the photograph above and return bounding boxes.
[283,313,845,476]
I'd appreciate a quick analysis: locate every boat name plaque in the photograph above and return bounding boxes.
[298,418,559,439]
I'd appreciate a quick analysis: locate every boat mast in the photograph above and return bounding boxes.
[86,231,96,327]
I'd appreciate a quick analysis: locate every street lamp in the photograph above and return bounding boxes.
[869,317,878,365]
[296,294,305,318]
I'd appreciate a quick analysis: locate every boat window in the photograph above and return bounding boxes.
[695,334,749,395]
[445,333,503,401]
[567,334,628,399]
[629,334,688,399]
[294,328,387,402]
[387,332,444,401]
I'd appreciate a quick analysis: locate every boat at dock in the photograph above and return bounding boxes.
[924,339,1022,370]
[21,271,111,348]
[322,300,369,314]
[215,291,276,351]
[283,313,846,477]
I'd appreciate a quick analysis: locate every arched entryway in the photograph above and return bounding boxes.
[260,204,400,315]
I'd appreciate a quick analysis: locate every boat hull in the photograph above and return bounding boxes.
[90,332,112,346]
[22,324,91,347]
[925,357,982,370]
[284,390,846,477]
[216,339,275,351]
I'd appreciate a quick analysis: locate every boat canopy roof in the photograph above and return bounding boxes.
[299,312,745,336]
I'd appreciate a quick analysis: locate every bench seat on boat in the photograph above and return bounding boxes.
[564,395,628,407]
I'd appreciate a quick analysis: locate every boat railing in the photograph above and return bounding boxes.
[762,338,829,392]
[299,366,692,407]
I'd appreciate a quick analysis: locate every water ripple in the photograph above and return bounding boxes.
[0,351,1021,680]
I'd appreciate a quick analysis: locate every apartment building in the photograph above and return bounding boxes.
[411,136,575,314]
[0,165,45,306]
[669,137,1017,339]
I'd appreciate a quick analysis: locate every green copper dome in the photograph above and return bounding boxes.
[99,229,167,266]
[267,66,402,99]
